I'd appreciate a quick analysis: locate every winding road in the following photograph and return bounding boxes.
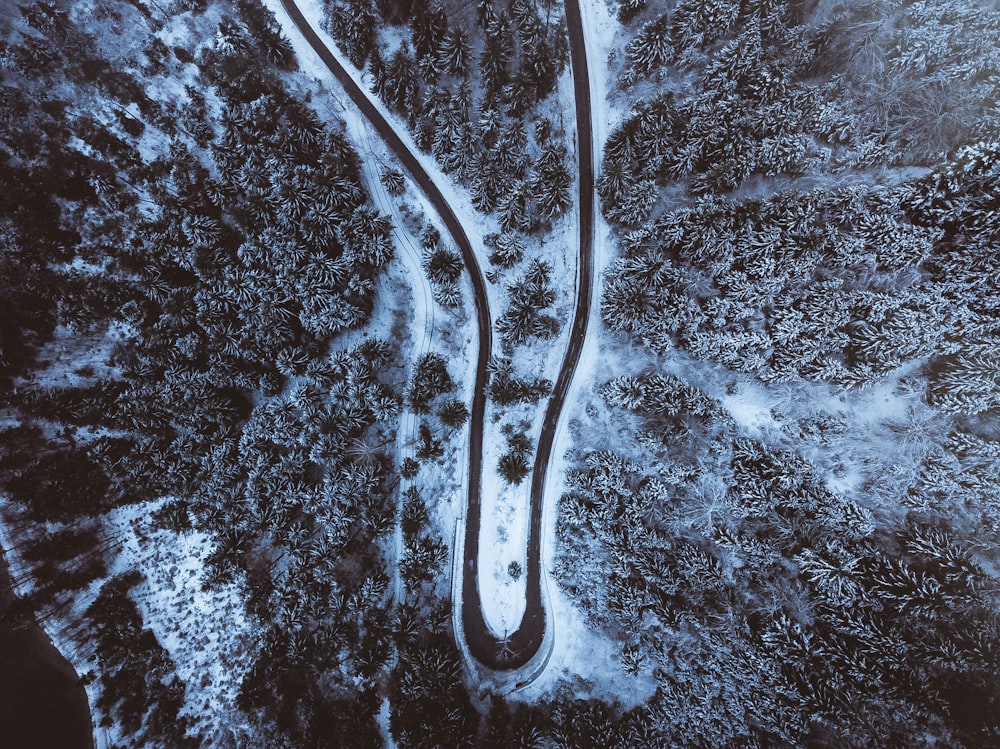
[460,0,595,672]
[277,0,595,674]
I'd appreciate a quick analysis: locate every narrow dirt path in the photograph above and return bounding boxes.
[353,119,438,605]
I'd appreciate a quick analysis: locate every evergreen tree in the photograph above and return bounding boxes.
[438,26,471,78]
[486,232,525,269]
[376,43,419,116]
[624,13,671,82]
[407,352,454,412]
[380,167,405,195]
[532,141,572,220]
[497,260,560,346]
[423,246,463,285]
[326,0,378,69]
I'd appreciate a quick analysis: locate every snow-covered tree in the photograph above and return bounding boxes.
[497,259,560,346]
[407,352,454,413]
[438,26,471,78]
[624,13,672,82]
[486,232,525,269]
[532,141,572,220]
[380,167,405,195]
[423,246,463,285]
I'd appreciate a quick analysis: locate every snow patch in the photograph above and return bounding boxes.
[103,502,257,743]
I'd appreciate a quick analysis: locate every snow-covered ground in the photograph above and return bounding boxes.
[102,502,257,744]
[15,322,129,391]
[0,498,258,747]
[476,206,581,635]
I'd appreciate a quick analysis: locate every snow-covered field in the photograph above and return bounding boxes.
[0,499,258,747]
[102,502,257,744]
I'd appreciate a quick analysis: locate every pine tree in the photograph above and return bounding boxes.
[605,178,657,227]
[471,156,513,212]
[408,353,453,412]
[438,398,469,428]
[930,348,1000,415]
[486,232,525,268]
[438,26,471,78]
[499,451,529,484]
[410,2,447,62]
[532,142,572,219]
[496,119,530,179]
[378,44,419,116]
[618,0,647,24]
[624,13,672,82]
[432,283,462,308]
[326,0,378,69]
[497,260,560,346]
[423,246,463,285]
[479,30,512,96]
[498,180,531,234]
[380,167,405,196]
[420,224,440,251]
[340,206,394,266]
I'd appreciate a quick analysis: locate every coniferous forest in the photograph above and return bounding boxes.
[2,0,1000,747]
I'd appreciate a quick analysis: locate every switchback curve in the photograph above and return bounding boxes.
[278,0,594,673]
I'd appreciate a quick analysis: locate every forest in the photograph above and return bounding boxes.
[0,0,630,745]
[549,0,1000,746]
[0,0,486,745]
[323,0,573,359]
[3,0,1000,746]
[326,0,572,225]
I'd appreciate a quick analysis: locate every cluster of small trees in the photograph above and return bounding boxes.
[407,352,453,412]
[400,487,447,589]
[816,0,1000,162]
[85,573,194,748]
[487,356,551,406]
[388,607,480,747]
[497,422,533,484]
[326,0,571,441]
[406,351,468,468]
[497,259,560,348]
[479,692,656,748]
[13,519,109,608]
[602,0,832,217]
[420,225,465,308]
[601,137,1000,412]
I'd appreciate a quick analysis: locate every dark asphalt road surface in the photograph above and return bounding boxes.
[472,0,596,671]
[280,0,594,672]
